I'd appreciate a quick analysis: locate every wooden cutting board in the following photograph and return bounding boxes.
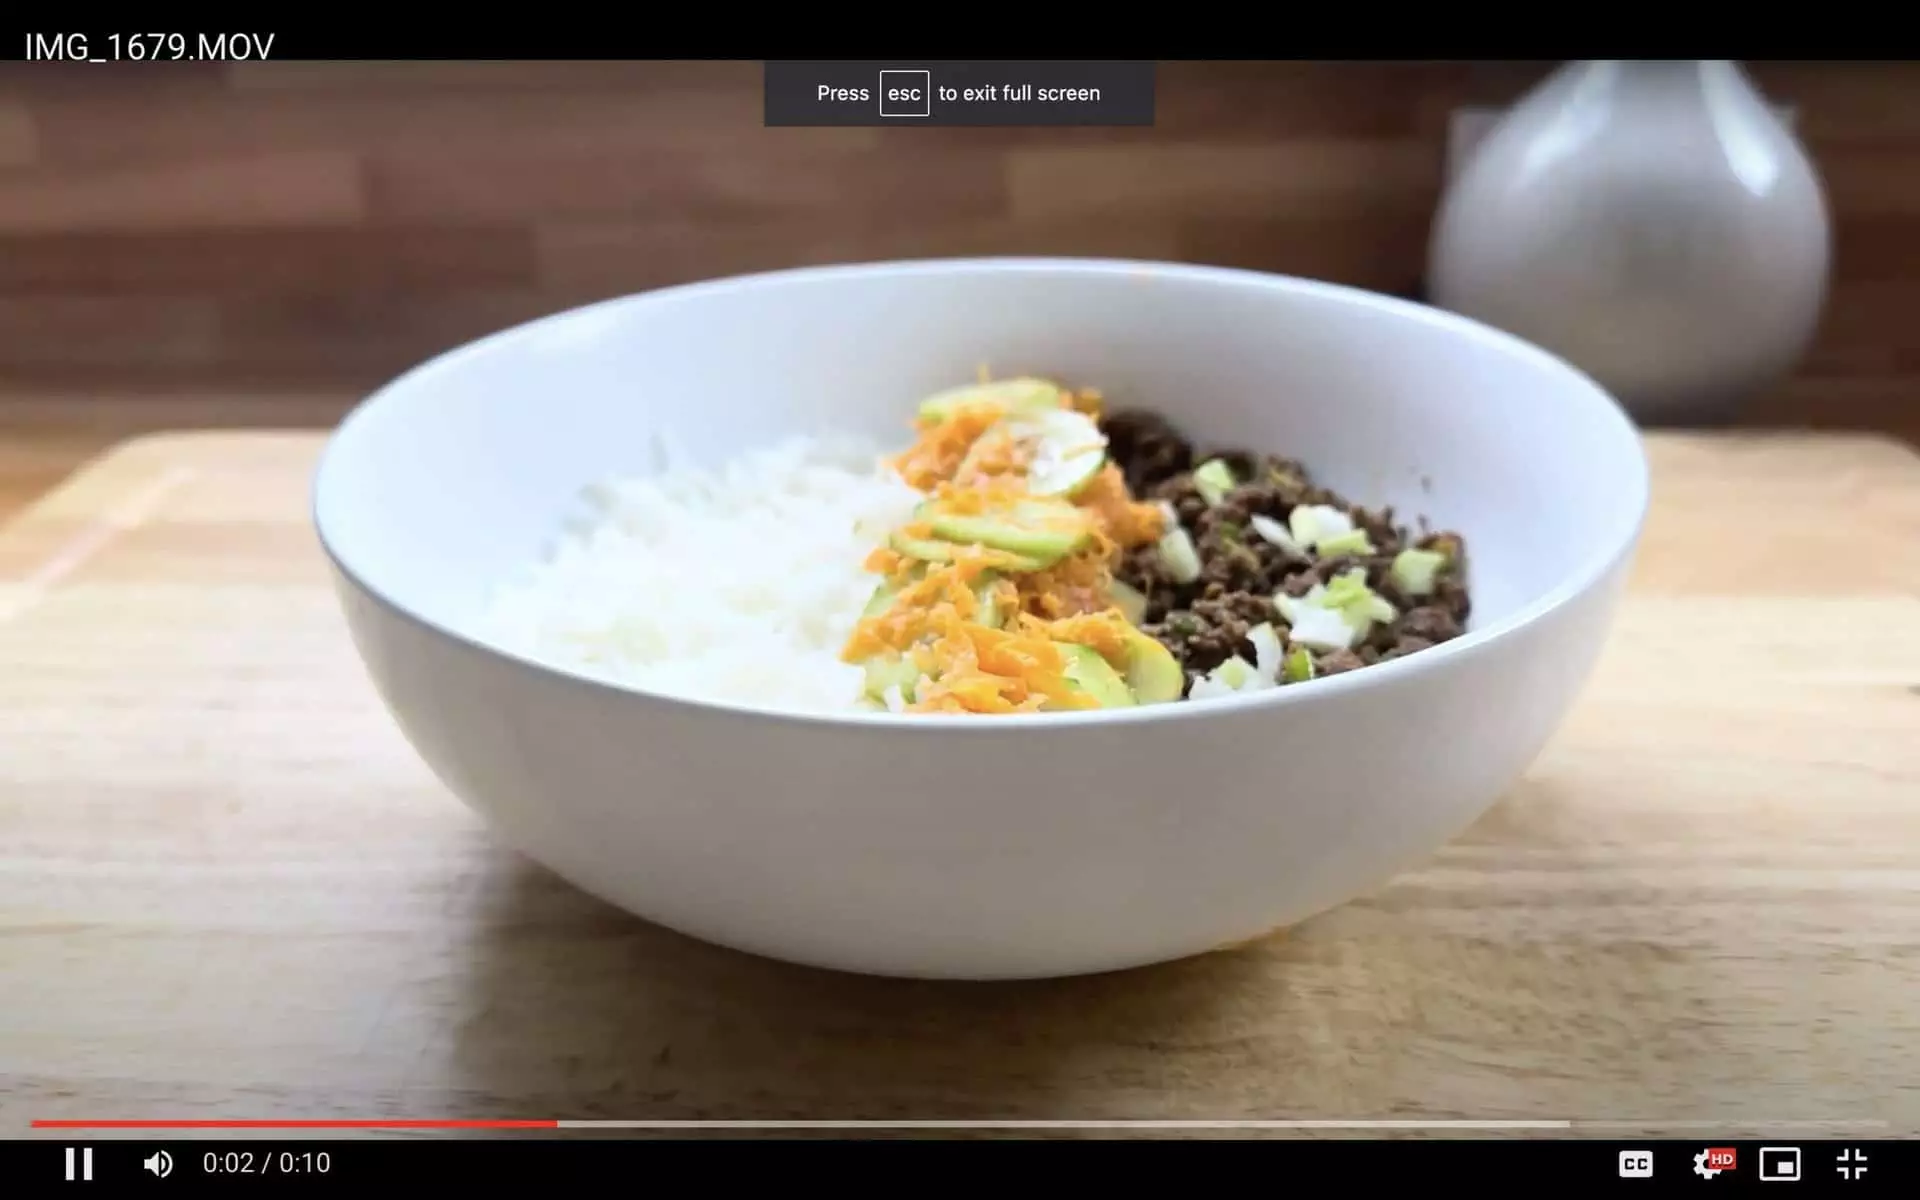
[3,430,1919,1140]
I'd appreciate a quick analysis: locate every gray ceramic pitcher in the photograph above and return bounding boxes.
[1428,61,1832,425]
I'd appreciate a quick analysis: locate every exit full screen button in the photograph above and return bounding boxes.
[765,62,1155,127]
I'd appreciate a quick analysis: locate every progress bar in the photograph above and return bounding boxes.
[35,1119,1566,1131]
[32,1118,1892,1131]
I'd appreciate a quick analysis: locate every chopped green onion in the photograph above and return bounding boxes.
[1321,569,1370,607]
[1287,503,1355,550]
[1246,622,1285,680]
[1322,567,1396,630]
[1188,653,1276,701]
[1273,594,1356,652]
[1274,567,1395,647]
[1281,645,1316,683]
[1157,525,1202,584]
[1314,528,1376,558]
[1193,458,1236,507]
[1390,547,1447,597]
[1214,656,1255,688]
[1247,513,1304,555]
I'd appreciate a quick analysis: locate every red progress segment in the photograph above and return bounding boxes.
[32,1120,559,1129]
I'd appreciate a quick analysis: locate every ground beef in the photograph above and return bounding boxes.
[1100,407,1471,693]
[1397,604,1464,643]
[1315,649,1367,676]
[1382,634,1434,661]
[1099,409,1193,494]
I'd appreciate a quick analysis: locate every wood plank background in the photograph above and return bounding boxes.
[0,60,1916,440]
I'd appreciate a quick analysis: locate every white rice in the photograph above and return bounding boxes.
[477,434,924,713]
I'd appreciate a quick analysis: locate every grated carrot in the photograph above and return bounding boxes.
[1074,463,1166,547]
[952,425,1030,486]
[929,476,1033,515]
[1022,610,1135,669]
[1015,547,1115,619]
[891,402,1008,491]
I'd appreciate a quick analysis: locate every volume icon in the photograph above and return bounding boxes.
[144,1151,172,1178]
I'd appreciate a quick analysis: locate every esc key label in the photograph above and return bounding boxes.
[878,69,931,118]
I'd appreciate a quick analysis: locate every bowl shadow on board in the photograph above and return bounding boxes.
[444,856,1290,1137]
[441,848,1540,1138]
[439,776,1655,1142]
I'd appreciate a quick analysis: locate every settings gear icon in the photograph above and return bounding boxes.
[1694,1150,1726,1179]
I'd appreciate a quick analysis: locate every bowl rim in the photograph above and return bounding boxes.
[312,255,1651,732]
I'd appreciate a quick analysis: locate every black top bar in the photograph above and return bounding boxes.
[1,27,1910,59]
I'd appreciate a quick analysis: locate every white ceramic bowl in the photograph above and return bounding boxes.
[313,258,1649,981]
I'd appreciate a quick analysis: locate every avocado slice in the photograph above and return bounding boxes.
[922,496,1092,566]
[953,407,1106,498]
[1053,642,1136,709]
[918,377,1065,424]
[862,581,899,618]
[1109,580,1148,626]
[972,573,1005,628]
[889,528,1047,573]
[1012,408,1107,498]
[861,560,938,618]
[890,528,956,563]
[861,654,923,705]
[1120,629,1185,704]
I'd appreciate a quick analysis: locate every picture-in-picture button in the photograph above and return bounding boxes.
[1758,1147,1800,1182]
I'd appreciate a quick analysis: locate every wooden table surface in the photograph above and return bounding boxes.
[3,429,1919,1140]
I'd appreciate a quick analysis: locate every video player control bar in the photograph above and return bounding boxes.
[764,61,1154,126]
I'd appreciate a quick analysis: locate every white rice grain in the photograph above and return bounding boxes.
[477,435,923,713]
